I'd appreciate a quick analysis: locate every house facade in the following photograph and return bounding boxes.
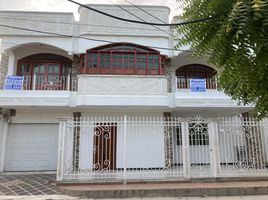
[0,4,267,182]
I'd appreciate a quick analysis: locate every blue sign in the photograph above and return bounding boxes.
[5,76,24,90]
[190,79,206,92]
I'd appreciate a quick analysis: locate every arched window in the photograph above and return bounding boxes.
[176,64,217,90]
[80,43,163,75]
[17,54,72,90]
[18,54,72,77]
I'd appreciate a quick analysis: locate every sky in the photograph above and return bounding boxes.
[0,0,181,20]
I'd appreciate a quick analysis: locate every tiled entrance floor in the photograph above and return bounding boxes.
[0,174,59,196]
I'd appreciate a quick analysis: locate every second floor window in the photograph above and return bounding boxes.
[80,43,164,75]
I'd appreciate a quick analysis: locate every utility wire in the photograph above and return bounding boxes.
[0,24,192,53]
[123,0,167,24]
[107,0,174,37]
[66,0,230,26]
[0,16,168,32]
[1,41,70,53]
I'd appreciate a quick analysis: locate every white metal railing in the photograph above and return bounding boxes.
[0,74,78,91]
[218,117,268,177]
[176,77,218,91]
[57,115,268,182]
[57,116,184,181]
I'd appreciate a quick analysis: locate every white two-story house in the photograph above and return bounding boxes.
[0,4,266,182]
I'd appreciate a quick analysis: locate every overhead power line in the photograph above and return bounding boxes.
[0,16,168,32]
[123,0,167,24]
[0,24,192,53]
[66,0,230,26]
[1,41,70,53]
[107,0,174,37]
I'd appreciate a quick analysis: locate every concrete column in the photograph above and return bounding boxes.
[208,121,220,177]
[0,112,9,172]
[163,58,172,93]
[73,112,81,172]
[181,121,190,179]
[71,55,80,77]
[0,53,9,86]
[163,112,173,167]
[7,50,15,76]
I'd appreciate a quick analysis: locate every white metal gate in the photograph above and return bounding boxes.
[57,116,268,181]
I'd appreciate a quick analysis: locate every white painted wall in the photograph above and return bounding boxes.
[10,109,72,124]
[0,11,74,36]
[79,112,165,170]
[78,4,170,38]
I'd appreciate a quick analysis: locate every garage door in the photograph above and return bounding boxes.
[5,124,59,171]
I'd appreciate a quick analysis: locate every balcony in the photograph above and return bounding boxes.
[0,75,77,107]
[176,77,218,92]
[0,75,77,91]
[174,77,253,112]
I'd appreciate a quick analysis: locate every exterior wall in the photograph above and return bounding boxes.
[0,11,74,36]
[77,5,173,56]
[79,112,165,170]
[10,109,72,124]
[77,75,168,95]
[78,5,170,37]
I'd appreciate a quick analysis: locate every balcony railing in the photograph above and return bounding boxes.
[0,75,78,91]
[176,77,218,91]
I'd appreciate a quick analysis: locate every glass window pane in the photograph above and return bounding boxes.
[40,65,45,74]
[54,65,60,73]
[48,65,54,73]
[136,54,147,69]
[26,64,31,73]
[87,53,98,68]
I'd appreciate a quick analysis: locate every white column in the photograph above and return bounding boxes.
[56,118,68,181]
[170,70,177,108]
[0,113,9,172]
[123,115,127,183]
[7,50,15,76]
[181,121,190,179]
[208,121,220,177]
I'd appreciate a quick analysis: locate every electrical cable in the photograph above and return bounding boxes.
[106,0,174,37]
[0,15,170,32]
[1,41,71,53]
[66,0,230,26]
[123,0,167,24]
[0,24,192,52]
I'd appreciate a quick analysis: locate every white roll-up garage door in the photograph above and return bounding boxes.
[5,124,59,171]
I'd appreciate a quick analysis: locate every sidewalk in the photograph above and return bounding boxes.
[1,195,268,200]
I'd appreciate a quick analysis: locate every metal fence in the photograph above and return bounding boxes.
[57,116,268,181]
[176,77,218,91]
[0,75,78,91]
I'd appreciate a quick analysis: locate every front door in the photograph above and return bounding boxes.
[93,123,117,170]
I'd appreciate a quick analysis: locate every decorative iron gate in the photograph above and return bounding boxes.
[57,116,268,181]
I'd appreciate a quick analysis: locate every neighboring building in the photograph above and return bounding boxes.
[0,4,266,181]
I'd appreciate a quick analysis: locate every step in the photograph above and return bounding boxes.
[57,180,268,199]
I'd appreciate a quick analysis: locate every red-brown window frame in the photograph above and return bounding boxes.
[80,43,164,75]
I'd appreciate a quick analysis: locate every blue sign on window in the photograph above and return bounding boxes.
[4,76,24,90]
[190,79,206,92]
